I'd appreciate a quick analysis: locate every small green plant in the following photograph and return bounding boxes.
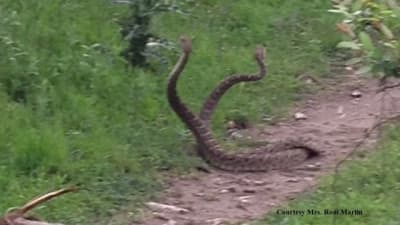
[329,0,400,79]
[116,0,187,67]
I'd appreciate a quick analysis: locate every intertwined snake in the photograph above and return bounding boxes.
[199,44,266,127]
[167,36,320,172]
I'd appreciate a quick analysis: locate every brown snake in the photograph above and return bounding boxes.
[199,45,266,126]
[167,36,320,172]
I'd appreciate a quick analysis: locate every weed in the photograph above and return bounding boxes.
[330,0,400,78]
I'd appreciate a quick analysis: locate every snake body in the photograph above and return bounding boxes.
[199,46,266,126]
[167,36,319,172]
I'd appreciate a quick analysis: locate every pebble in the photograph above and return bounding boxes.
[294,112,307,120]
[351,90,362,98]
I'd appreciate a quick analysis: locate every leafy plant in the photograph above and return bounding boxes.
[329,0,400,78]
[116,0,188,67]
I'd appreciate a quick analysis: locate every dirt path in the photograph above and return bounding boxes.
[133,72,400,225]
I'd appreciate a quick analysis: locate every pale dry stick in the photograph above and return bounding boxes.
[1,188,78,225]
[167,36,320,172]
[11,218,65,225]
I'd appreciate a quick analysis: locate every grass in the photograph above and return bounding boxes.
[0,0,341,224]
[257,125,400,225]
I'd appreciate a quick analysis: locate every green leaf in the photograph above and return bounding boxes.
[387,0,399,9]
[379,23,394,39]
[337,41,361,50]
[352,0,363,11]
[382,41,396,49]
[359,31,375,52]
[328,9,352,18]
[345,57,363,66]
[393,8,400,18]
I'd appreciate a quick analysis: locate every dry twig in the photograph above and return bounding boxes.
[1,188,77,225]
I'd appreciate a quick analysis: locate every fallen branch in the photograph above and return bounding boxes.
[376,81,400,93]
[12,218,65,225]
[145,202,190,214]
[1,188,78,225]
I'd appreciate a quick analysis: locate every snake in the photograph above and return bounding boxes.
[198,45,266,126]
[167,36,320,172]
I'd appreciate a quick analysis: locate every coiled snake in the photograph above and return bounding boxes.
[167,36,320,172]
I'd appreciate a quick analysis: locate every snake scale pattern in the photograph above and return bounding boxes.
[167,36,320,172]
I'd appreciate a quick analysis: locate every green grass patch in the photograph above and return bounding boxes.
[0,0,340,224]
[257,125,400,225]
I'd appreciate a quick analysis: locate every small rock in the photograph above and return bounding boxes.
[351,90,362,98]
[304,177,314,182]
[305,78,314,84]
[239,178,252,185]
[294,112,307,120]
[306,164,316,168]
[253,180,267,186]
[213,178,224,185]
[337,105,344,114]
[164,220,177,225]
[206,218,227,225]
[243,189,256,193]
[227,120,236,129]
[287,178,300,183]
[305,164,320,171]
[193,192,205,197]
[345,66,354,71]
[238,195,252,203]
[220,186,236,193]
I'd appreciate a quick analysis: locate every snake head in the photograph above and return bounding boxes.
[179,36,192,54]
[254,45,265,62]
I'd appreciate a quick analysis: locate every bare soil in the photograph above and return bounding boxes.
[132,72,400,225]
